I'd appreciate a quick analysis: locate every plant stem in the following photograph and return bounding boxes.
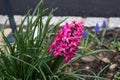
[50,56,63,72]
[101,27,107,45]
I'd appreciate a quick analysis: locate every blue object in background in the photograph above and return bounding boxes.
[82,29,87,38]
[7,32,15,43]
[102,20,107,28]
[7,32,26,43]
[94,23,100,33]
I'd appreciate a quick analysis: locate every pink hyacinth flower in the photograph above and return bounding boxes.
[49,20,84,64]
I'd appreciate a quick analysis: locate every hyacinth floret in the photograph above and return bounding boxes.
[49,20,84,64]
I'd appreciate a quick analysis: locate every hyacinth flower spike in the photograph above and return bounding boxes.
[102,20,107,28]
[101,20,107,45]
[82,29,87,38]
[49,20,84,64]
[94,23,101,44]
[94,23,100,33]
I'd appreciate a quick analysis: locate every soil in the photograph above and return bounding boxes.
[65,28,120,80]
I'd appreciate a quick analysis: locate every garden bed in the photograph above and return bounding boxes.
[65,28,120,80]
[0,22,120,80]
[0,0,120,79]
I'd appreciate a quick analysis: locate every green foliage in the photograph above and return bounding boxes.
[112,41,120,51]
[0,0,64,79]
[114,72,120,79]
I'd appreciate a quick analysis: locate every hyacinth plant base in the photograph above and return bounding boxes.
[65,28,120,80]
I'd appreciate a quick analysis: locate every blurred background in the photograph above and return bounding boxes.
[0,0,120,17]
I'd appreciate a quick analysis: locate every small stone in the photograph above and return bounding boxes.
[98,53,104,58]
[65,67,72,72]
[115,55,120,62]
[73,62,79,66]
[101,58,110,63]
[109,63,117,71]
[85,66,90,69]
[81,56,95,62]
[106,72,114,79]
